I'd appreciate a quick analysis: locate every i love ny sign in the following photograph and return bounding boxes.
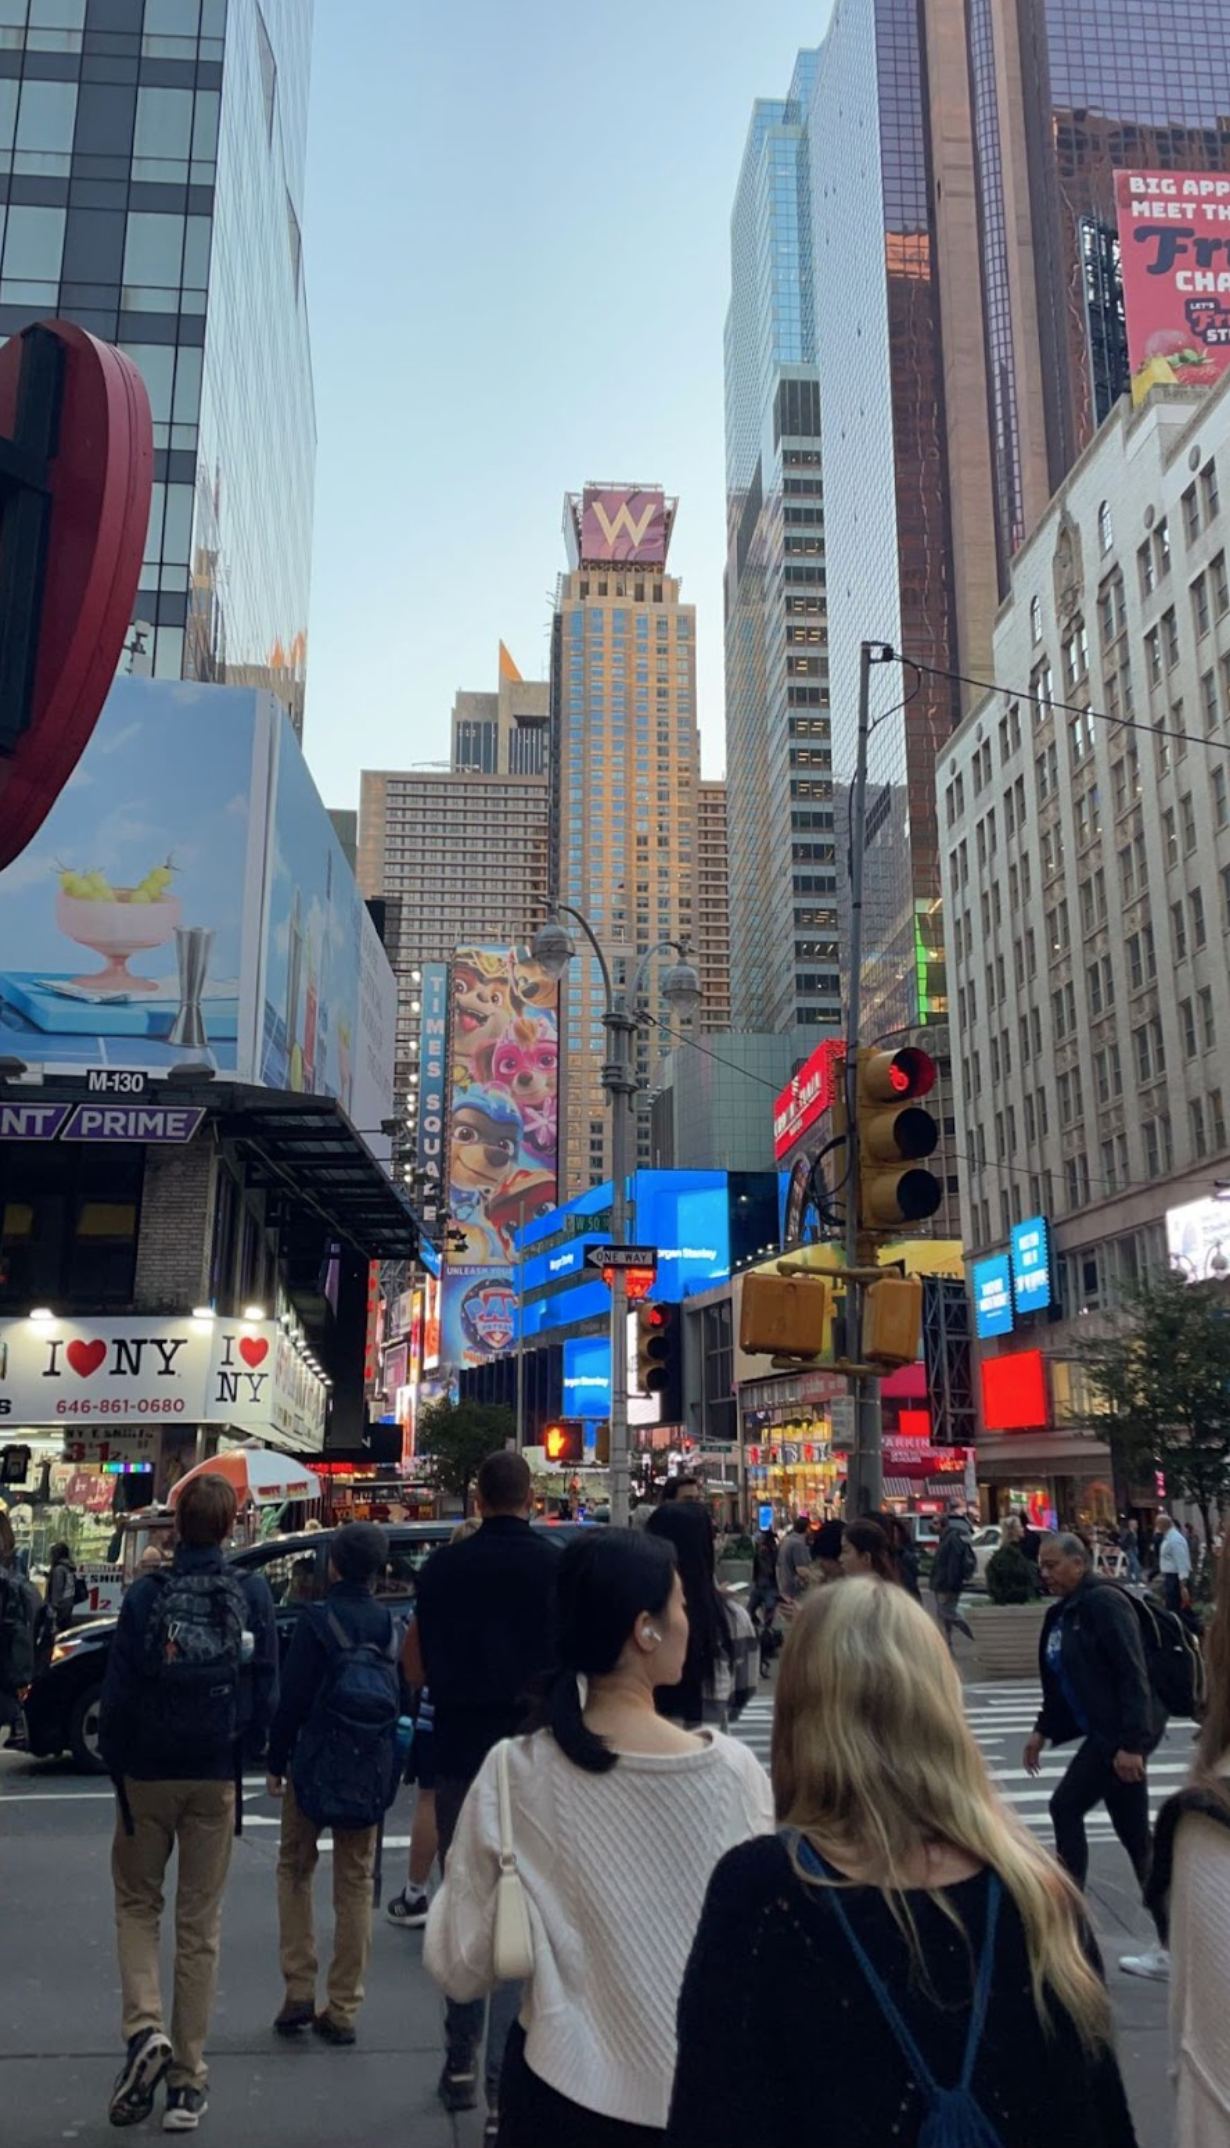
[0,1316,295,1436]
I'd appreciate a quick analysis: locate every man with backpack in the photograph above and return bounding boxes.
[100,1471,278,2132]
[930,1503,976,1649]
[1024,1530,1170,1983]
[46,1539,86,1633]
[266,1521,402,2048]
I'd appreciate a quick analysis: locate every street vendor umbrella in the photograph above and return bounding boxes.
[168,1446,321,1507]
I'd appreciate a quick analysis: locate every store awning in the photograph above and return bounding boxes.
[212,1087,422,1261]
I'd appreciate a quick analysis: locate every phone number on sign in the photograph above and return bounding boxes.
[55,1398,186,1416]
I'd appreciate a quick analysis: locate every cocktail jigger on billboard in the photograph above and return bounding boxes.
[169,926,214,1049]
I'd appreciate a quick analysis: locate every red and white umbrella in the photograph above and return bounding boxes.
[168,1446,320,1508]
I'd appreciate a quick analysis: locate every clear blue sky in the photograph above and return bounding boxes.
[300,0,829,810]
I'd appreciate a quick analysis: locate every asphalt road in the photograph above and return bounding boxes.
[0,1682,1176,2148]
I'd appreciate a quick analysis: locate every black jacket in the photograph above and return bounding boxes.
[99,1543,278,1781]
[267,1581,397,1779]
[1035,1577,1163,1758]
[414,1514,557,1782]
[930,1519,974,1595]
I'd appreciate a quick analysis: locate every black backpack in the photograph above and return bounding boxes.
[1120,1589,1206,1720]
[291,1608,402,1831]
[141,1568,248,1766]
[0,1569,35,1690]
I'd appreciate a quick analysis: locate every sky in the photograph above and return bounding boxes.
[300,0,830,811]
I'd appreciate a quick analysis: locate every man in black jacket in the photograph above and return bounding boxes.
[402,1449,557,2132]
[1024,1531,1169,1980]
[100,1474,278,2133]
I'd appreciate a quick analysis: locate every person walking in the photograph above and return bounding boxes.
[667,1577,1136,2148]
[838,1519,899,1583]
[930,1502,975,1648]
[888,1516,922,1601]
[1145,1536,1230,2146]
[45,1539,84,1635]
[266,1521,402,2047]
[1157,1514,1193,1615]
[646,1503,757,1732]
[775,1515,813,1603]
[403,1449,558,2133]
[746,1526,779,1634]
[99,1473,278,2132]
[0,1511,39,1749]
[386,1683,438,1928]
[425,1529,774,2145]
[1119,1518,1143,1585]
[1024,1532,1168,1984]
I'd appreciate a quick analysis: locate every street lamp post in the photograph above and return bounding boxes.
[532,906,701,1526]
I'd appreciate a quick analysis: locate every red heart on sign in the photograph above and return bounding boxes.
[239,1336,268,1368]
[66,1339,107,1378]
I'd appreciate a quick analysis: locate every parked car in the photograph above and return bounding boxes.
[22,1517,587,1773]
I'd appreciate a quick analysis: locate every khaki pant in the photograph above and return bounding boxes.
[276,1779,376,2028]
[112,1777,236,2092]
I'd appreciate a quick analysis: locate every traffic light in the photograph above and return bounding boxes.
[862,1274,923,1365]
[739,1271,833,1359]
[636,1303,672,1393]
[855,1047,941,1231]
[543,1420,584,1464]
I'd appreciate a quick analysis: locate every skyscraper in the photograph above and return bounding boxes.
[357,649,550,1172]
[0,0,315,732]
[723,53,838,1038]
[549,486,700,1193]
[696,780,732,1036]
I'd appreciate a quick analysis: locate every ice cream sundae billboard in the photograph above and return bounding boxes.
[1115,170,1230,404]
[439,944,559,1380]
[0,676,396,1143]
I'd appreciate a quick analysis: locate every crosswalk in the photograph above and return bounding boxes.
[732,1682,1196,1845]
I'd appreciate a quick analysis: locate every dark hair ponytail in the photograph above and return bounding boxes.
[526,1530,678,1775]
[646,1501,728,1719]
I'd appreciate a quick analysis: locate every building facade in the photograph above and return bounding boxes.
[549,486,701,1194]
[939,373,1230,1513]
[723,56,838,1038]
[0,0,315,729]
[357,649,550,1174]
[695,780,731,1036]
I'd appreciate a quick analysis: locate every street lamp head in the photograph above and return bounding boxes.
[661,956,702,1020]
[531,914,575,980]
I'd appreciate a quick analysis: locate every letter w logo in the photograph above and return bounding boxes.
[592,497,657,550]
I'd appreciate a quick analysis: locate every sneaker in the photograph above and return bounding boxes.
[311,2013,357,2047]
[109,2030,172,2128]
[438,2055,479,2113]
[163,2087,207,2132]
[483,2115,500,2145]
[273,1999,315,2036]
[386,1885,430,1928]
[1119,1945,1170,1981]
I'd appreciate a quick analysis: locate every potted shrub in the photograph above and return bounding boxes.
[716,1530,755,1588]
[967,1542,1047,1680]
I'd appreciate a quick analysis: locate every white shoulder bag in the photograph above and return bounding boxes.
[492,1739,535,1983]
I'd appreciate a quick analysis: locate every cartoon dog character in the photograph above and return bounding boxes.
[509,947,557,1016]
[451,957,514,1076]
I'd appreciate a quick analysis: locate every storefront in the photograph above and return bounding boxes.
[740,1366,850,1523]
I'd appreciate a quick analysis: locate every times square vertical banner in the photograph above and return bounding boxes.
[416,963,449,1219]
[1116,169,1230,403]
[440,945,559,1388]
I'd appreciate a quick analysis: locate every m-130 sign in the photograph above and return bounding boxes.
[0,1316,326,1448]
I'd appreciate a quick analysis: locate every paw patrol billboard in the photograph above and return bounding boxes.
[440,944,559,1373]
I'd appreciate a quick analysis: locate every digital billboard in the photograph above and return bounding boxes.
[1010,1216,1053,1315]
[980,1348,1047,1432]
[563,1333,611,1420]
[440,1267,518,1375]
[772,1037,844,1160]
[580,486,667,565]
[1115,170,1230,404]
[1167,1194,1230,1278]
[0,676,396,1143]
[632,1171,730,1300]
[972,1254,1013,1339]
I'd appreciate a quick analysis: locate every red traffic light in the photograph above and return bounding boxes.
[877,1047,935,1100]
[645,1305,667,1328]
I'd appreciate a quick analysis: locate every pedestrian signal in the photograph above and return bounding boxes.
[544,1420,584,1464]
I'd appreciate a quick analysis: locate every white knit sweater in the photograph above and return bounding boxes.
[424,1725,775,2127]
[1170,1769,1230,2148]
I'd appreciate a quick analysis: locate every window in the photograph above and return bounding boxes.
[1202,669,1220,734]
[1062,617,1089,689]
[1139,540,1156,599]
[1118,844,1135,902]
[1190,1098,1208,1160]
[1214,552,1229,618]
[1,203,66,289]
[1183,483,1201,544]
[1214,764,1228,829]
[14,78,77,172]
[1181,997,1197,1057]
[1098,499,1113,554]
[1162,806,1178,868]
[1157,521,1172,579]
[1191,887,1207,949]
[1144,1121,1162,1179]
[1172,900,1188,961]
[133,86,193,168]
[1030,593,1042,645]
[1203,460,1221,521]
[1163,607,1180,667]
[1212,1090,1228,1150]
[1155,719,1171,779]
[1192,573,1211,639]
[1181,793,1198,854]
[123,212,185,290]
[1200,986,1216,1050]
[1145,626,1162,686]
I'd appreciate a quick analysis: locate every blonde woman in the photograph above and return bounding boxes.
[1146,1550,1230,2146]
[668,1578,1137,2148]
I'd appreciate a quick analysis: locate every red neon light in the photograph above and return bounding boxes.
[896,1408,932,1442]
[980,1349,1047,1432]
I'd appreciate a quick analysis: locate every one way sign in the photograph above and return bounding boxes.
[584,1245,658,1272]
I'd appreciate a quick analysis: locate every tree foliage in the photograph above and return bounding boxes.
[416,1397,516,1505]
[986,1542,1036,1605]
[1080,1271,1230,1539]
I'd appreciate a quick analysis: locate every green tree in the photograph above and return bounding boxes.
[1080,1270,1230,1546]
[416,1397,516,1508]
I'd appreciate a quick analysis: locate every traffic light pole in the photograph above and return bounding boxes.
[843,641,890,1518]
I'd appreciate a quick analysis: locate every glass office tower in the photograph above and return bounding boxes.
[0,0,314,733]
[723,50,838,1038]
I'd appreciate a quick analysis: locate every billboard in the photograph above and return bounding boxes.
[580,486,667,565]
[563,1333,611,1420]
[773,1038,843,1160]
[1010,1215,1053,1314]
[972,1254,1013,1340]
[0,677,396,1143]
[980,1348,1047,1433]
[1167,1194,1230,1277]
[1115,170,1230,403]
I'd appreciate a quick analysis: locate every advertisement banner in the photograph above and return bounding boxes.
[445,945,558,1269]
[416,962,449,1210]
[0,1316,327,1448]
[563,1333,611,1420]
[0,677,395,1148]
[1115,169,1230,402]
[440,1267,518,1374]
[772,1038,843,1160]
[580,486,667,565]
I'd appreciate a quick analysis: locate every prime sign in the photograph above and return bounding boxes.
[0,1100,204,1144]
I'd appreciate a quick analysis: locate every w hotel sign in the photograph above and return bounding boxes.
[580,486,667,566]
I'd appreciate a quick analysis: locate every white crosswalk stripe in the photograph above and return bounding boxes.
[731,1682,1195,1844]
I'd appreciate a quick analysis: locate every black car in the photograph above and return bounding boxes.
[22,1517,588,1773]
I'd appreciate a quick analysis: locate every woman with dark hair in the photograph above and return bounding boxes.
[887,1516,922,1601]
[646,1502,757,1731]
[838,1518,899,1583]
[424,1529,773,2146]
[45,1539,82,1634]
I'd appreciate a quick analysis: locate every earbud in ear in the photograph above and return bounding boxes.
[643,1624,661,1644]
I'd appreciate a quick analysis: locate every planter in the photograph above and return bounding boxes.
[966,1601,1047,1681]
[716,1557,753,1589]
